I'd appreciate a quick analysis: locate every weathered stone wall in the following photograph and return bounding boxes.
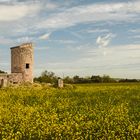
[8,73,23,84]
[0,73,23,87]
[0,74,8,87]
[0,74,8,80]
[11,43,33,83]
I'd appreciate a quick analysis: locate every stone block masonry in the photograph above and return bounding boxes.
[11,43,33,83]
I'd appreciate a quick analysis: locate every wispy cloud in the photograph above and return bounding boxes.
[39,33,51,40]
[96,33,115,48]
[0,2,40,21]
[37,1,140,30]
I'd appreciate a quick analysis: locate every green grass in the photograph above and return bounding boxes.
[0,83,140,139]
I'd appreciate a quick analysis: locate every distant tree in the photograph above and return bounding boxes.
[102,75,116,83]
[64,76,73,84]
[73,76,91,84]
[41,70,55,78]
[73,75,80,83]
[34,70,58,84]
[119,79,138,83]
[91,75,102,83]
[0,70,6,74]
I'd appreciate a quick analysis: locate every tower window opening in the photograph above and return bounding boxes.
[26,63,30,69]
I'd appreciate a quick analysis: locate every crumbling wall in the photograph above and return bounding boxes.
[0,73,23,87]
[0,74,8,87]
[8,73,23,84]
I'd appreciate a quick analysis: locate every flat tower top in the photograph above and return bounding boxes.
[10,43,32,49]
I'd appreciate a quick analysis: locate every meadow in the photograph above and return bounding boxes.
[0,83,140,140]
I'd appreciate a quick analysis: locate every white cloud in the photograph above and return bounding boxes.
[96,33,115,48]
[39,33,51,40]
[0,3,40,21]
[96,36,109,48]
[37,1,140,29]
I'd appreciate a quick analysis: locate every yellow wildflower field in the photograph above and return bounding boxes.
[0,83,140,139]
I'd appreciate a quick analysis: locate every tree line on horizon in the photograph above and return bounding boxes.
[33,70,140,84]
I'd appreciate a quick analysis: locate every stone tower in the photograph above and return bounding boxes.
[11,43,33,83]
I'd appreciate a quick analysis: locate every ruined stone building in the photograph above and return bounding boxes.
[0,43,33,87]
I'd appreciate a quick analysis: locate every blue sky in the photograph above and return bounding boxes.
[0,0,140,78]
